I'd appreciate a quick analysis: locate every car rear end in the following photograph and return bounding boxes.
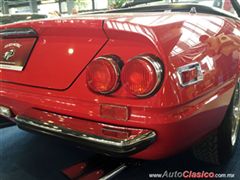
[0,17,160,158]
[0,14,233,160]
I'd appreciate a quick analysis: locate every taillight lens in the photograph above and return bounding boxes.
[121,56,163,97]
[86,56,121,94]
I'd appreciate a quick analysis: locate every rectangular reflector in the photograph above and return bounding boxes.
[100,104,128,121]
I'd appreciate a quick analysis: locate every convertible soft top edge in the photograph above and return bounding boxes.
[101,3,239,20]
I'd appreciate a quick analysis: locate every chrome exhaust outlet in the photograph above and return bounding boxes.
[99,164,127,180]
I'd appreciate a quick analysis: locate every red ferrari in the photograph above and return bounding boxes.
[0,0,240,165]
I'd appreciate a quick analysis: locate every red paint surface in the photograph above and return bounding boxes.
[0,12,239,159]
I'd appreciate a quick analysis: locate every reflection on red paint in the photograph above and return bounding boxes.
[200,33,240,57]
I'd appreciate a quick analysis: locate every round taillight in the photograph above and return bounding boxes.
[121,56,163,97]
[86,56,121,94]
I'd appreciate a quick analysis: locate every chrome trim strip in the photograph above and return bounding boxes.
[127,55,164,97]
[0,64,23,71]
[100,164,127,180]
[0,28,37,39]
[15,116,156,148]
[0,105,13,118]
[176,62,204,87]
[88,55,122,94]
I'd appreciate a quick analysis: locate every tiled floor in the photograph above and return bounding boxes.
[0,120,239,180]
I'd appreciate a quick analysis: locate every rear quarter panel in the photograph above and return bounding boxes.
[75,13,240,127]
[70,13,240,110]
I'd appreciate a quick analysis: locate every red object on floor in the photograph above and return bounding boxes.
[63,162,87,179]
[78,169,104,180]
[62,156,127,180]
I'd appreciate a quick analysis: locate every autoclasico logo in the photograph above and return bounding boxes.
[183,171,216,178]
[149,170,235,179]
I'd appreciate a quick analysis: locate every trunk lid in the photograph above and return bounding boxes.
[0,18,107,90]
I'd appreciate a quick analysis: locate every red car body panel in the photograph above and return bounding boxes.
[0,11,239,159]
[1,19,108,89]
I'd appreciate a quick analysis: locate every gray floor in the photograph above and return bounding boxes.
[0,119,239,180]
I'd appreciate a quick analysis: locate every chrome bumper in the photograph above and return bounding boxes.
[0,105,13,118]
[15,115,156,156]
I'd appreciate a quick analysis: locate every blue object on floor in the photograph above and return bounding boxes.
[0,123,240,180]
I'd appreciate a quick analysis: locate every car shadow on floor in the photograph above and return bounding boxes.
[0,125,239,180]
[0,117,15,128]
